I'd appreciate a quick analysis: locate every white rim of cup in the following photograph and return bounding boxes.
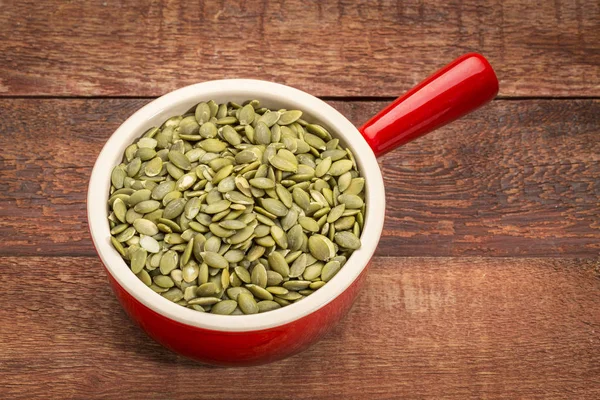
[88,79,385,332]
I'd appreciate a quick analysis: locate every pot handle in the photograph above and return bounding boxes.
[359,53,499,157]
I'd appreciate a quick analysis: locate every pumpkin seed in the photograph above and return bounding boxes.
[153,275,174,288]
[130,248,147,274]
[168,150,191,170]
[133,218,158,236]
[226,286,251,301]
[338,193,364,209]
[251,263,268,288]
[257,300,281,313]
[289,253,308,278]
[283,280,311,291]
[321,260,342,282]
[201,251,229,269]
[110,237,126,256]
[159,250,178,275]
[246,284,274,300]
[268,251,290,278]
[189,296,221,306]
[211,300,237,315]
[278,110,302,125]
[249,177,275,189]
[110,224,129,236]
[139,235,160,253]
[334,231,361,250]
[197,282,220,297]
[298,216,320,233]
[237,293,259,314]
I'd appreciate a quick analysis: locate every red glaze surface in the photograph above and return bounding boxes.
[105,262,370,366]
[360,53,499,157]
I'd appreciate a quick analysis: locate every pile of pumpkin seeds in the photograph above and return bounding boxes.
[107,99,366,315]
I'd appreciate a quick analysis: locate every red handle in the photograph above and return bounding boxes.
[359,53,499,157]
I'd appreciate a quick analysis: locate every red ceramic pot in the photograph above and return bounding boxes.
[88,53,498,366]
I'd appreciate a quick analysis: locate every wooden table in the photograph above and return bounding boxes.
[1,1,598,398]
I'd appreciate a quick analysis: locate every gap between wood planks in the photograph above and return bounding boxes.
[0,95,598,101]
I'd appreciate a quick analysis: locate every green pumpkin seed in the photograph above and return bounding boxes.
[203,200,231,214]
[167,150,191,170]
[268,252,290,278]
[249,177,275,189]
[162,288,184,302]
[110,223,129,235]
[111,237,126,256]
[134,200,160,214]
[283,280,311,291]
[195,103,212,124]
[308,234,336,261]
[128,189,152,206]
[289,253,307,278]
[159,250,178,275]
[238,104,255,126]
[189,296,221,306]
[246,284,274,300]
[151,181,176,200]
[251,264,268,288]
[211,299,238,315]
[258,111,280,127]
[197,282,220,297]
[329,160,353,176]
[315,157,332,178]
[115,226,136,242]
[112,198,127,223]
[131,248,148,274]
[321,260,342,282]
[269,155,297,172]
[275,291,303,301]
[137,269,152,286]
[257,300,281,313]
[278,110,302,125]
[266,286,288,295]
[153,275,174,288]
[298,216,320,232]
[133,218,158,236]
[200,251,229,269]
[139,235,160,253]
[126,157,142,177]
[334,231,361,250]
[111,166,126,189]
[162,198,186,220]
[287,224,304,251]
[237,293,259,314]
[216,116,238,126]
[327,204,346,223]
[338,193,364,209]
[344,177,365,195]
[309,281,327,290]
[303,263,323,280]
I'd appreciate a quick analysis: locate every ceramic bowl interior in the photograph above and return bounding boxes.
[87,79,386,332]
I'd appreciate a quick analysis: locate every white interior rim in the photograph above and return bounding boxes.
[87,79,385,332]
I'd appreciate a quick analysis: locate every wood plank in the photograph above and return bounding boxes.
[1,99,598,257]
[0,256,598,399]
[0,0,598,97]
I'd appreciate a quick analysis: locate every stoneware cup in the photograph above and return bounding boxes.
[88,53,498,366]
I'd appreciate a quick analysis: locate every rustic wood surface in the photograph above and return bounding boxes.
[0,0,599,399]
[1,99,598,258]
[0,0,598,97]
[1,257,599,399]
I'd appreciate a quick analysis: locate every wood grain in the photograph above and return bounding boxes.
[1,99,598,257]
[0,0,598,97]
[0,256,598,399]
